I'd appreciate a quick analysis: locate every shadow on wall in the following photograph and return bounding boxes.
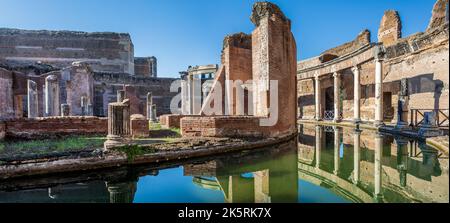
[407,73,444,110]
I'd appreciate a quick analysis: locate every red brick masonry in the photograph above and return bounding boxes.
[3,116,107,139]
[180,116,296,138]
[160,114,198,129]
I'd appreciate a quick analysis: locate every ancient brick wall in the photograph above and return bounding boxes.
[0,28,134,74]
[297,79,315,119]
[4,116,107,139]
[160,114,198,129]
[181,116,267,138]
[130,115,148,138]
[297,1,449,124]
[65,63,94,116]
[0,121,5,140]
[93,72,177,117]
[134,57,157,77]
[0,68,14,119]
[383,24,449,123]
[378,10,402,46]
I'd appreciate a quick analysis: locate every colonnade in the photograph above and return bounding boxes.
[313,55,384,126]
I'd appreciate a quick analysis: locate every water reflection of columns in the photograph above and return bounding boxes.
[315,125,322,168]
[374,133,384,202]
[353,129,361,184]
[333,127,340,175]
[106,182,137,203]
[395,137,409,187]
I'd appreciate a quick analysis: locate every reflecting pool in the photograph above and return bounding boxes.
[0,124,448,203]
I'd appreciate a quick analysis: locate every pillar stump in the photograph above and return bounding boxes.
[27,80,39,118]
[61,104,70,117]
[45,75,60,117]
[104,99,131,151]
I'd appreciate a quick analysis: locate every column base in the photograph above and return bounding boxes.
[104,135,130,151]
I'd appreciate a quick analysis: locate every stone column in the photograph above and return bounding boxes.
[314,75,322,121]
[61,104,70,117]
[353,129,361,184]
[180,76,188,115]
[187,75,193,115]
[106,182,137,203]
[333,72,341,122]
[146,92,153,120]
[352,66,361,123]
[315,125,322,168]
[27,80,38,118]
[117,90,125,103]
[104,100,131,150]
[333,126,340,175]
[45,75,60,117]
[81,96,88,116]
[150,104,157,123]
[374,58,384,126]
[374,132,384,202]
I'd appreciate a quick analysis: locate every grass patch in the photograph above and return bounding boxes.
[0,136,105,159]
[113,144,158,163]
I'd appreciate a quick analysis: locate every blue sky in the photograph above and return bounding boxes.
[0,0,437,77]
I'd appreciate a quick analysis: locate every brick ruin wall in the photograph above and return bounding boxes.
[93,72,177,117]
[297,6,449,123]
[0,28,135,74]
[0,68,14,119]
[3,116,107,139]
[134,57,157,77]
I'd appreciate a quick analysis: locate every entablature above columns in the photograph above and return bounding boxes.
[297,43,378,81]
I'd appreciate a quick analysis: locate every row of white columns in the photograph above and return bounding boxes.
[314,126,385,201]
[313,58,384,126]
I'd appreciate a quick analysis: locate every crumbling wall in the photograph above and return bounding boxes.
[321,30,371,58]
[4,116,107,139]
[93,73,177,117]
[0,68,14,119]
[427,0,449,31]
[0,28,134,74]
[222,33,253,115]
[384,23,449,122]
[378,10,402,46]
[65,63,94,116]
[134,57,157,77]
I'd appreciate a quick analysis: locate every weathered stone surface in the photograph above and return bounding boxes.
[130,114,148,138]
[0,68,14,120]
[320,30,371,58]
[427,0,449,31]
[297,2,449,125]
[0,28,135,74]
[378,10,402,46]
[27,80,38,118]
[65,62,94,116]
[44,75,60,117]
[93,73,177,117]
[61,104,70,117]
[104,99,131,150]
[134,57,157,77]
[3,116,107,139]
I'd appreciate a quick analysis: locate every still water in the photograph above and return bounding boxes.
[0,124,448,203]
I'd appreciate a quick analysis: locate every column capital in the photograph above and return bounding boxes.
[351,65,360,73]
[333,71,341,78]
